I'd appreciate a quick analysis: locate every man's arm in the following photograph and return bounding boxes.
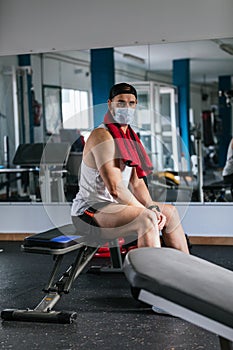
[129,168,154,207]
[129,168,166,230]
[88,128,145,208]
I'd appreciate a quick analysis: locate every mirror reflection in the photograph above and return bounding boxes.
[0,38,232,203]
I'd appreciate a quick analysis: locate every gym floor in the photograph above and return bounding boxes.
[0,242,232,350]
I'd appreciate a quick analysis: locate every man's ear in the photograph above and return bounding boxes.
[108,99,113,112]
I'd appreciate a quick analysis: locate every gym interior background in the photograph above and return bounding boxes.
[0,1,232,241]
[0,1,233,349]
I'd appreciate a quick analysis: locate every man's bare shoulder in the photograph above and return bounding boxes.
[88,127,112,145]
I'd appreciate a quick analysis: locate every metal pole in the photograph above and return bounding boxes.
[12,66,20,151]
[196,130,204,202]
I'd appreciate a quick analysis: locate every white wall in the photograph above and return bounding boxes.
[0,203,72,233]
[0,202,232,237]
[0,0,233,56]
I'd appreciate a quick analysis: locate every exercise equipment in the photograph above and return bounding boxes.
[15,142,70,202]
[149,170,194,202]
[0,142,71,202]
[1,223,125,323]
[123,247,233,350]
[94,238,127,258]
[1,224,99,323]
[203,181,233,202]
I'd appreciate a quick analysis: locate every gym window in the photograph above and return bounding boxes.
[61,89,91,131]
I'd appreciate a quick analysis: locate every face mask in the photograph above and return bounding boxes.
[113,107,135,124]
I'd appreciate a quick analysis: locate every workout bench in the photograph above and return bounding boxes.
[123,247,233,350]
[1,224,122,324]
[1,224,97,323]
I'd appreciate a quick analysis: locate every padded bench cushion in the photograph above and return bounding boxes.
[123,247,233,329]
[24,224,83,249]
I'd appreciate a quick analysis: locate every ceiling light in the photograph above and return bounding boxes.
[219,43,233,56]
[123,53,145,64]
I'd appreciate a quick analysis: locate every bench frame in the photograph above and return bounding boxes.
[2,235,99,323]
[1,223,126,323]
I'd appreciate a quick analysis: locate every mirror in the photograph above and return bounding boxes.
[0,38,232,202]
[43,85,62,135]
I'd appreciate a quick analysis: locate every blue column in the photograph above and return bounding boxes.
[173,59,190,163]
[90,48,115,127]
[218,76,232,167]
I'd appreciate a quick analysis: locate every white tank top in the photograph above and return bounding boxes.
[222,140,233,177]
[71,123,132,216]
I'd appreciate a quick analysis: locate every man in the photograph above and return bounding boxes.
[71,82,189,254]
[222,138,233,185]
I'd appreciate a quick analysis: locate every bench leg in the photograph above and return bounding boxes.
[89,238,123,273]
[1,245,99,323]
[109,239,123,269]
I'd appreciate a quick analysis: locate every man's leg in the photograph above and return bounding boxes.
[94,204,161,248]
[158,204,189,254]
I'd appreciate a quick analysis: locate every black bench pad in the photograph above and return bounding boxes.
[24,224,83,250]
[123,247,233,330]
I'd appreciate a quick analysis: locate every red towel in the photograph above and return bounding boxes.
[104,112,153,178]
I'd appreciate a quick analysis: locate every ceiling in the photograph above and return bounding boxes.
[114,37,233,85]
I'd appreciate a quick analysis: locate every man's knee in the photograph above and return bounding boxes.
[163,203,178,219]
[137,209,157,235]
[162,204,182,231]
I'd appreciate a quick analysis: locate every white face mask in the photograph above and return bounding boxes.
[113,107,135,124]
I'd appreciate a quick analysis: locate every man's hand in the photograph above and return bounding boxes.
[151,208,166,231]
